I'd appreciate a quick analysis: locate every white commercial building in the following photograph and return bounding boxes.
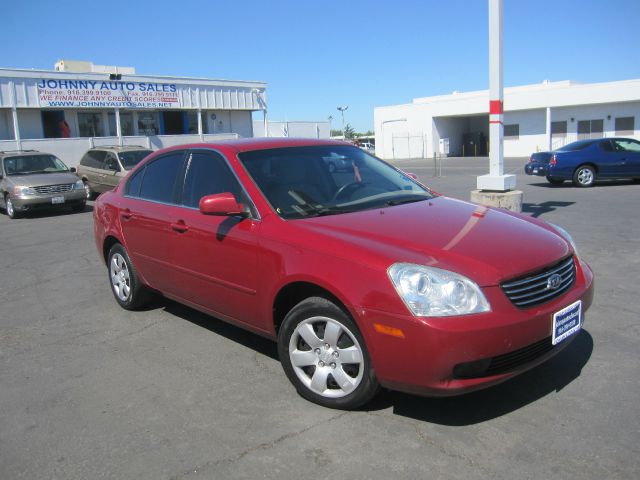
[374,79,640,160]
[0,61,267,166]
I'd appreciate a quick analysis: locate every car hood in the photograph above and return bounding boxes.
[295,196,571,286]
[7,172,79,187]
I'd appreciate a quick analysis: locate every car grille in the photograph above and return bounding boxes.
[501,256,576,308]
[33,183,74,194]
[453,336,555,379]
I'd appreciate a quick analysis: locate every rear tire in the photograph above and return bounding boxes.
[546,176,564,185]
[107,243,151,310]
[573,165,596,187]
[278,296,380,410]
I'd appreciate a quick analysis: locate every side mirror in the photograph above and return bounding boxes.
[199,192,248,217]
[70,167,77,173]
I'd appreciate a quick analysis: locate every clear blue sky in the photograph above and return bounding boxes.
[2,0,639,132]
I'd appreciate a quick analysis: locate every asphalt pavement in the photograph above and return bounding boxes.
[0,156,638,479]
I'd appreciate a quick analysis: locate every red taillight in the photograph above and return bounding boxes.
[550,154,557,166]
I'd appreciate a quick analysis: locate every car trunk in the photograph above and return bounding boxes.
[530,152,552,164]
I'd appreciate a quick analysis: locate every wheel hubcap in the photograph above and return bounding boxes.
[7,198,14,216]
[84,183,91,199]
[289,316,364,398]
[110,253,131,301]
[578,169,593,185]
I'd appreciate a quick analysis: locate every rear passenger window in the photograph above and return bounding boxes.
[89,150,107,168]
[182,151,241,208]
[599,141,613,152]
[126,168,144,197]
[138,152,185,204]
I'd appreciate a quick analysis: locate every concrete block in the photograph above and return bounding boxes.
[470,189,523,213]
[477,174,517,191]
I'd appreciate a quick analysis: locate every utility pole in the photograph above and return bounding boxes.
[472,0,522,211]
[337,106,348,140]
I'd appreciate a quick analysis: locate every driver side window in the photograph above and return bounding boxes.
[181,150,243,209]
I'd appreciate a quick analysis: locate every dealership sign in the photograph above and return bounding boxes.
[37,79,181,109]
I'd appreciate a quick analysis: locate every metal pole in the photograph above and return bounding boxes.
[546,107,552,151]
[488,0,504,178]
[115,108,123,146]
[197,109,203,141]
[10,82,21,150]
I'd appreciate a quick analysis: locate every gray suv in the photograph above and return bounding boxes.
[0,150,86,219]
[77,146,152,199]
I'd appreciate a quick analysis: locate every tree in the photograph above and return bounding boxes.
[343,123,355,140]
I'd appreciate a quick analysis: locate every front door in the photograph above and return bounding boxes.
[612,139,640,177]
[166,149,260,327]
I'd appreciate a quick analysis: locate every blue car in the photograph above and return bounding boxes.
[525,138,640,187]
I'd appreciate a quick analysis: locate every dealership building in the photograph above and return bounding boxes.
[0,60,267,166]
[374,78,640,160]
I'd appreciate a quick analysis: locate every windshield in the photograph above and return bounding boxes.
[3,154,70,175]
[238,145,433,219]
[118,150,152,170]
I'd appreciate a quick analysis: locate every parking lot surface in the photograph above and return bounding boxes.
[1,156,638,479]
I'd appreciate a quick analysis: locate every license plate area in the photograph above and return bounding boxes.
[552,299,582,345]
[51,196,65,204]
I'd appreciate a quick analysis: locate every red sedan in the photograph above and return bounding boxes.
[93,138,594,409]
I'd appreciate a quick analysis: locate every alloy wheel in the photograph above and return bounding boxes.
[110,253,131,302]
[288,316,364,398]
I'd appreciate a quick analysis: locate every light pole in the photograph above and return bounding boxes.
[328,115,333,138]
[337,105,348,140]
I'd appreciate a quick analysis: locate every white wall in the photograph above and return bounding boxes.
[252,120,330,139]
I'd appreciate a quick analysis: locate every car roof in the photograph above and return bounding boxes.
[0,150,49,158]
[158,137,353,154]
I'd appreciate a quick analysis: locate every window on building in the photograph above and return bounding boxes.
[615,117,635,136]
[137,112,159,135]
[78,112,105,137]
[504,124,519,140]
[577,119,603,139]
[41,111,70,138]
[551,121,567,137]
[108,112,133,136]
[187,112,200,134]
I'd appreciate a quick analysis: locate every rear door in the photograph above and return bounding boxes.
[102,152,122,191]
[119,150,188,293]
[166,149,261,327]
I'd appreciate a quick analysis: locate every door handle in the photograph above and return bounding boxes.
[120,208,132,220]
[171,220,189,233]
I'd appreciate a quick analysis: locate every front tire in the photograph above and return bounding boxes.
[573,165,596,187]
[5,196,19,219]
[278,297,379,409]
[107,243,151,310]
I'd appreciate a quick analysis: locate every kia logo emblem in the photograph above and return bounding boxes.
[547,274,563,290]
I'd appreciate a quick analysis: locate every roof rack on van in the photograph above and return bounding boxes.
[0,149,39,154]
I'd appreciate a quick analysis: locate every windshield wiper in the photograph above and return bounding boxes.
[385,196,429,206]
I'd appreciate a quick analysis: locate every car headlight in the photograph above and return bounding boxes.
[74,180,84,190]
[13,186,36,196]
[388,263,490,317]
[548,222,580,259]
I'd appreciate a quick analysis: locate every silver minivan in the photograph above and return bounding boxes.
[0,150,86,219]
[76,146,152,199]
